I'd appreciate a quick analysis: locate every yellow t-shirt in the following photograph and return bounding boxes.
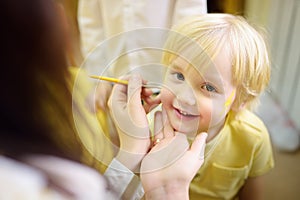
[189,109,274,200]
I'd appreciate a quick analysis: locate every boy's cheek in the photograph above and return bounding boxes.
[160,88,173,103]
[208,99,229,125]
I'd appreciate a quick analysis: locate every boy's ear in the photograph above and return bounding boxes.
[238,102,246,110]
[230,101,245,113]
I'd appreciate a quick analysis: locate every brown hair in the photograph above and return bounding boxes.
[0,0,81,161]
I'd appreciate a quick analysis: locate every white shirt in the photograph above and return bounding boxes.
[78,0,207,82]
[0,156,141,199]
[105,158,144,199]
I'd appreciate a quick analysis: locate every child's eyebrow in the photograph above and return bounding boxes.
[169,63,181,71]
[170,60,186,71]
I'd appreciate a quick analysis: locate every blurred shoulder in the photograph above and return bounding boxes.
[0,155,109,200]
[229,109,269,139]
[0,156,49,199]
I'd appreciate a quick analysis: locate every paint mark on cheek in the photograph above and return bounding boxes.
[224,90,236,110]
[216,90,236,117]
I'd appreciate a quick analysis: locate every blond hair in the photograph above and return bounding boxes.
[162,14,271,110]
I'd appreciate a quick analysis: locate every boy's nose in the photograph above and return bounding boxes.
[176,86,196,106]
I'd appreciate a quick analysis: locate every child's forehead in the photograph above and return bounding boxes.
[171,57,189,69]
[170,56,219,75]
[170,53,233,86]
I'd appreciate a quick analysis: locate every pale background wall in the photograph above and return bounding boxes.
[245,0,300,131]
[244,1,300,199]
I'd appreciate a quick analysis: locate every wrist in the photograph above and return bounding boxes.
[144,183,189,200]
[115,149,146,173]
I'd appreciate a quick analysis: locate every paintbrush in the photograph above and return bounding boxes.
[89,75,161,89]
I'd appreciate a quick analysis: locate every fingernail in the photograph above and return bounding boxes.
[201,132,208,140]
[199,133,207,160]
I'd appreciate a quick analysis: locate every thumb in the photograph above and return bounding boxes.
[127,74,147,127]
[190,132,208,160]
[127,74,142,106]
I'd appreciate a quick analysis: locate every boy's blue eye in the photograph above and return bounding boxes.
[176,73,185,81]
[202,84,217,92]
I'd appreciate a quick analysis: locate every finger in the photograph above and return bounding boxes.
[161,107,174,138]
[127,74,148,127]
[142,95,161,109]
[127,74,142,105]
[153,111,164,140]
[109,76,128,101]
[108,75,130,102]
[141,87,154,97]
[190,132,208,160]
[141,92,161,113]
[142,100,160,114]
[108,83,127,110]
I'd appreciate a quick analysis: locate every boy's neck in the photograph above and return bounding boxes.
[206,117,226,142]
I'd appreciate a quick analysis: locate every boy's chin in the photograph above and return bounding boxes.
[173,127,199,137]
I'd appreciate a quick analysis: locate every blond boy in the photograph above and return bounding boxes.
[156,14,274,199]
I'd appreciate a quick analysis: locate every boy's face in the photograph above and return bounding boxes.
[161,51,236,138]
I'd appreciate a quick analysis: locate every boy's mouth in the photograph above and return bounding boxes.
[174,107,199,118]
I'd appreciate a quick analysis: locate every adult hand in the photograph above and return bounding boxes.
[141,88,161,114]
[86,81,112,113]
[140,109,207,200]
[108,74,153,172]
